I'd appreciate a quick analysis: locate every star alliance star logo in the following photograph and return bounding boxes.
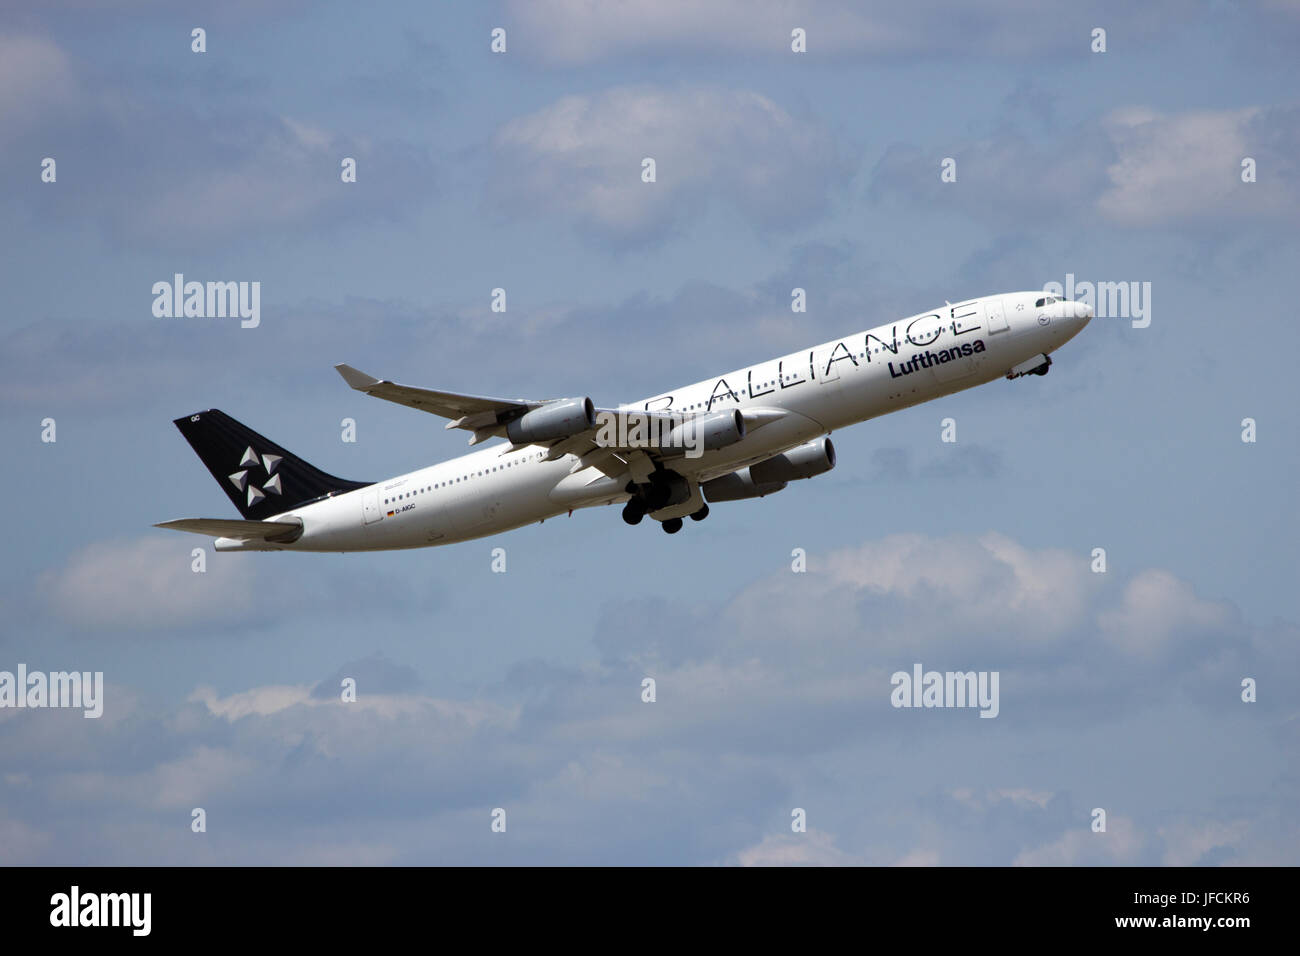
[227,446,283,507]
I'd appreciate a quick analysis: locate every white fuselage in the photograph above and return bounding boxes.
[222,291,1090,552]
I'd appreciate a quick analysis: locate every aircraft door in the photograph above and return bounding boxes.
[985,298,1009,334]
[362,489,382,524]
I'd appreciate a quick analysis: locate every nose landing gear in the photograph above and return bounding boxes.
[1007,353,1052,379]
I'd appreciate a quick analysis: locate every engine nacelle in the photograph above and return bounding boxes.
[749,437,836,484]
[506,397,595,444]
[663,408,746,456]
[701,470,787,503]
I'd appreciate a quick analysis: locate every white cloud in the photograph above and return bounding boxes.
[192,682,508,725]
[1098,106,1300,226]
[39,536,258,633]
[1159,819,1249,867]
[1097,568,1237,657]
[0,34,433,246]
[718,532,1093,659]
[0,34,75,137]
[504,1,1178,64]
[893,848,942,866]
[282,840,401,866]
[507,0,890,63]
[0,811,52,864]
[5,530,1295,863]
[54,744,257,811]
[951,787,1055,811]
[145,745,258,810]
[734,829,858,866]
[1013,815,1145,865]
[870,104,1300,228]
[488,85,850,243]
[190,684,311,720]
[108,115,419,243]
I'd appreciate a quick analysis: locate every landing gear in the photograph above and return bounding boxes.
[622,499,645,526]
[623,470,701,535]
[1006,353,1052,380]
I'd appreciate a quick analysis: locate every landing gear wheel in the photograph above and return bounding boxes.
[689,504,710,522]
[662,517,683,535]
[622,500,645,525]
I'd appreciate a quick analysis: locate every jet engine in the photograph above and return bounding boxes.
[749,436,836,484]
[506,397,595,444]
[701,471,787,502]
[701,437,836,503]
[663,408,746,455]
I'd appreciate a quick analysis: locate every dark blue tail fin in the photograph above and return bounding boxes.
[174,409,370,519]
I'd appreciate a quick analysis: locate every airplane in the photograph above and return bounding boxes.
[156,290,1092,551]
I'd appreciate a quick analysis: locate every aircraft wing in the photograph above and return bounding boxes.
[154,518,304,542]
[334,364,790,480]
[335,364,541,426]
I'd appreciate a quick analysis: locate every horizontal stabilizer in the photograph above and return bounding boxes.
[154,518,303,543]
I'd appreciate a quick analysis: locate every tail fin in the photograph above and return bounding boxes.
[173,409,370,519]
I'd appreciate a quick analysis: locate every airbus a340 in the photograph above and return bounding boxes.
[156,291,1091,551]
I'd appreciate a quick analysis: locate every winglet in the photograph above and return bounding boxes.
[334,364,381,391]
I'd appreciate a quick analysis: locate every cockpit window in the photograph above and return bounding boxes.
[1035,295,1058,307]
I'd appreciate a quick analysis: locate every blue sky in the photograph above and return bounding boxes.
[0,0,1297,864]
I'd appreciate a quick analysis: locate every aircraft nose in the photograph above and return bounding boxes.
[1072,300,1093,323]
